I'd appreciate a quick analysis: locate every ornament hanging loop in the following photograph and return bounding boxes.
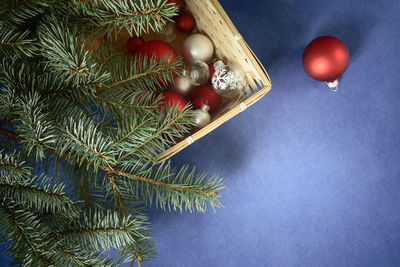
[326,79,339,92]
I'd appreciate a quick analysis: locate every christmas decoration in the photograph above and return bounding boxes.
[211,60,246,99]
[176,13,196,33]
[159,91,188,113]
[191,84,221,113]
[302,36,350,92]
[189,60,210,85]
[126,36,145,54]
[135,40,178,64]
[209,61,216,81]
[171,70,193,96]
[135,40,178,85]
[0,1,223,266]
[183,33,214,62]
[159,21,177,42]
[166,0,184,10]
[193,104,211,128]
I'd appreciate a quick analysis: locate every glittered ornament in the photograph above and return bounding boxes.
[183,34,214,63]
[171,71,193,96]
[189,61,209,85]
[176,13,196,33]
[212,61,246,99]
[159,91,187,114]
[126,36,145,54]
[191,84,221,113]
[193,105,211,128]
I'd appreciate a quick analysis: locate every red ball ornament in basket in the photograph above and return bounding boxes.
[211,60,247,99]
[176,13,196,33]
[126,36,145,54]
[159,91,188,114]
[135,40,178,85]
[302,36,350,92]
[191,84,221,114]
[166,0,184,10]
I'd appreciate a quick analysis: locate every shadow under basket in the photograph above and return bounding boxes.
[157,0,272,162]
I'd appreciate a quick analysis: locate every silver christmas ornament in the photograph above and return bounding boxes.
[193,104,211,128]
[189,61,209,85]
[171,70,193,96]
[211,61,246,99]
[183,34,214,63]
[158,22,177,42]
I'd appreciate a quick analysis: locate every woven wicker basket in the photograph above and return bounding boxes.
[156,0,271,162]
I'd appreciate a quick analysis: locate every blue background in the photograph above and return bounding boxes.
[2,0,400,266]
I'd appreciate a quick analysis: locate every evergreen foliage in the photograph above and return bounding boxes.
[0,0,223,265]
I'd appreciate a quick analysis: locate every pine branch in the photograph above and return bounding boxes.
[0,87,17,121]
[38,16,111,93]
[116,104,194,162]
[96,53,184,101]
[0,200,53,267]
[0,25,38,57]
[14,91,57,160]
[107,173,127,217]
[57,209,147,251]
[0,0,61,26]
[0,173,79,218]
[0,125,222,212]
[0,149,31,177]
[68,0,180,37]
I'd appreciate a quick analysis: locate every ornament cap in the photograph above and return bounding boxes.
[326,79,339,92]
[201,104,210,112]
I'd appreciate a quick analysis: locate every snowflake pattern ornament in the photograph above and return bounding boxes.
[211,60,246,99]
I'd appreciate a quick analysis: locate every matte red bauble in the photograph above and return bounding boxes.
[302,36,349,82]
[159,91,187,113]
[126,36,145,54]
[176,14,196,33]
[135,40,178,65]
[191,85,221,114]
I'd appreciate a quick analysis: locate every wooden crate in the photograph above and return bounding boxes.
[157,0,272,162]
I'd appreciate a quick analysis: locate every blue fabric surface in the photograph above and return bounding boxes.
[2,0,400,266]
[145,0,400,266]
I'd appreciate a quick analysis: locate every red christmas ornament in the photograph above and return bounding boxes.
[126,36,145,54]
[191,84,221,114]
[159,91,188,114]
[176,13,196,33]
[302,36,349,82]
[135,40,178,65]
[209,62,216,81]
[135,40,178,84]
[166,0,183,9]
